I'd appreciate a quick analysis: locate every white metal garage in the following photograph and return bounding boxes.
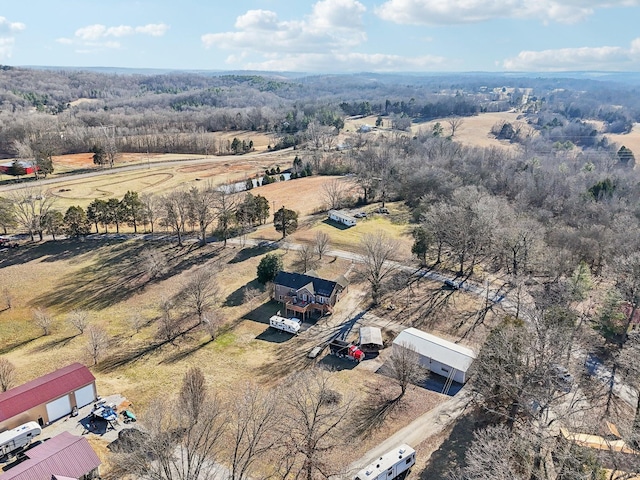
[45,395,72,422]
[393,328,476,384]
[74,384,95,408]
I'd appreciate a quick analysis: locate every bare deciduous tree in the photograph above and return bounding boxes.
[67,309,89,334]
[359,232,399,305]
[447,117,464,137]
[188,183,218,246]
[128,310,145,334]
[296,243,315,273]
[157,296,180,343]
[3,287,13,310]
[10,187,56,242]
[179,367,207,424]
[387,342,427,399]
[113,369,227,480]
[202,310,223,341]
[85,324,109,366]
[0,357,16,392]
[278,369,353,480]
[229,384,281,480]
[322,179,348,210]
[32,307,54,336]
[178,267,218,324]
[140,248,168,279]
[160,190,190,246]
[314,231,330,260]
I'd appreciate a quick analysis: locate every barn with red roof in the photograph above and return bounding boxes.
[0,363,97,432]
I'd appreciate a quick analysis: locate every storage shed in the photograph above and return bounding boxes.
[0,363,97,431]
[359,326,383,352]
[1,431,101,480]
[393,328,476,384]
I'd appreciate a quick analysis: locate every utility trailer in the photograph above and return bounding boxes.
[355,444,416,480]
[0,422,42,459]
[269,315,302,335]
[328,339,365,362]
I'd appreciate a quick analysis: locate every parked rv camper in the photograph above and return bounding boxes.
[355,444,416,480]
[269,315,302,334]
[0,422,42,458]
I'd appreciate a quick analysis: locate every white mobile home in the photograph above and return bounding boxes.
[328,210,357,227]
[355,444,416,480]
[393,328,476,384]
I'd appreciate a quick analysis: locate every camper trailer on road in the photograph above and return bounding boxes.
[355,444,416,480]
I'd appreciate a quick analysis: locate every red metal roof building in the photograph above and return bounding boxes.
[0,364,96,431]
[1,432,101,480]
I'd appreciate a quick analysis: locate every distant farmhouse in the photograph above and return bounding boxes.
[0,161,38,176]
[273,271,347,320]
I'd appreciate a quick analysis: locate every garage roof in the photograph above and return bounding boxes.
[393,328,476,373]
[0,363,95,422]
[1,432,101,480]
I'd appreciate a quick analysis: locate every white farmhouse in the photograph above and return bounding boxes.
[393,328,476,384]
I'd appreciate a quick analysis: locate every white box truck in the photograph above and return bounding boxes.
[269,315,302,334]
[355,444,416,480]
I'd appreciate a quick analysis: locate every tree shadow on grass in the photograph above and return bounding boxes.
[228,244,275,264]
[30,334,77,354]
[0,337,38,355]
[0,238,108,269]
[224,279,260,307]
[418,410,482,479]
[30,239,225,311]
[241,300,281,323]
[159,337,215,365]
[351,387,402,436]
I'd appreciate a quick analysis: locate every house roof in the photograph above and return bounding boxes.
[1,432,100,480]
[0,363,95,423]
[274,271,338,298]
[393,328,476,373]
[359,326,383,346]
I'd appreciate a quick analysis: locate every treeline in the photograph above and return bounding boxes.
[3,67,640,159]
[1,186,272,246]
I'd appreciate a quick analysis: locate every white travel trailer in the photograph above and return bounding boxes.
[269,315,302,334]
[0,421,42,458]
[355,444,416,480]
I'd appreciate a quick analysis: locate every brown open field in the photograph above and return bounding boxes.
[344,111,523,151]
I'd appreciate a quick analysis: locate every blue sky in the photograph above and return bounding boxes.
[1,0,640,73]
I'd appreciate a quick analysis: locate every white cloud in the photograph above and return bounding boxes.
[135,24,170,36]
[0,16,25,33]
[235,52,447,73]
[503,39,640,71]
[0,16,25,61]
[202,0,367,54]
[62,22,169,52]
[375,0,640,25]
[0,37,15,61]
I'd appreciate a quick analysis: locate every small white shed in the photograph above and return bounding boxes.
[393,328,476,384]
[328,210,357,227]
